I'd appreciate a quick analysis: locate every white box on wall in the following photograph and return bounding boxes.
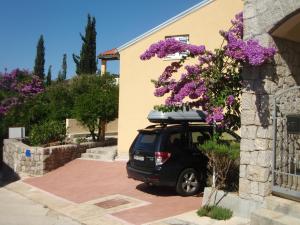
[9,127,25,139]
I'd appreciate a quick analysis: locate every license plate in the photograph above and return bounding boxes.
[134,155,144,161]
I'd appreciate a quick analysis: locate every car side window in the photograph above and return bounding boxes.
[219,131,237,141]
[167,132,186,153]
[191,131,211,151]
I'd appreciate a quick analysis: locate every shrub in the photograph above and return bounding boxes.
[197,205,233,220]
[1,81,72,140]
[200,134,240,190]
[28,120,66,146]
[201,139,240,160]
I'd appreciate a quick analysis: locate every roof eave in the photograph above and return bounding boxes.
[117,0,215,52]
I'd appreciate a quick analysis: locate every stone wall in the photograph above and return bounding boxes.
[240,0,300,202]
[3,138,116,177]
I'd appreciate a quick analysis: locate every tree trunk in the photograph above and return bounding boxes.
[97,120,106,142]
[90,129,96,141]
[87,125,96,141]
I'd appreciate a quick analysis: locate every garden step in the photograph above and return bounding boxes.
[81,146,117,161]
[81,153,115,161]
[265,196,300,219]
[250,208,300,225]
[86,146,117,155]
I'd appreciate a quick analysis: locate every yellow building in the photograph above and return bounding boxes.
[99,0,243,156]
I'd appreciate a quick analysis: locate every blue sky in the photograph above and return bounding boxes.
[0,0,201,79]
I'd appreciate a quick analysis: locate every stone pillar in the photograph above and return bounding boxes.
[240,0,300,202]
[239,66,274,202]
[101,59,107,75]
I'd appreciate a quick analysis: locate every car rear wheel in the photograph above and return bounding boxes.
[176,168,201,196]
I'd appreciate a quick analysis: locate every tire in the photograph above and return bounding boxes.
[176,168,201,196]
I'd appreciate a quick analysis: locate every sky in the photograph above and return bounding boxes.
[0,0,201,79]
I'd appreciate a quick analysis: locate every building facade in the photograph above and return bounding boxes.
[116,0,243,155]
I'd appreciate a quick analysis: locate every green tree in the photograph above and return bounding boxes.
[62,53,67,80]
[73,14,97,75]
[57,54,67,82]
[46,65,52,86]
[72,74,118,141]
[57,70,63,82]
[34,35,45,79]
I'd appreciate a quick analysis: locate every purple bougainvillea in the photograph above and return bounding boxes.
[0,69,44,116]
[140,12,276,130]
[140,38,206,60]
[226,95,235,106]
[222,13,276,66]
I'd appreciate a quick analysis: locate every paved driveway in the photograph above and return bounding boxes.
[25,159,202,225]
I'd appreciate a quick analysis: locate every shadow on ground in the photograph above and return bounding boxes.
[136,183,177,196]
[0,163,20,187]
[136,183,204,197]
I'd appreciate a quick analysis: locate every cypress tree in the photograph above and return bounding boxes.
[46,65,52,86]
[34,35,45,79]
[57,70,63,82]
[73,14,97,75]
[57,54,67,82]
[62,53,67,80]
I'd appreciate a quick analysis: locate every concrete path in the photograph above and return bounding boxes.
[0,187,80,225]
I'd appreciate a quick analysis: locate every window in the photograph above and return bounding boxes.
[164,35,189,60]
[192,131,211,143]
[134,133,158,152]
[191,131,211,151]
[166,131,187,152]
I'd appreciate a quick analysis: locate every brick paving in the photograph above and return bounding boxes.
[25,159,202,225]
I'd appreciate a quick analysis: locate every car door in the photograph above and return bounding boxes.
[188,127,211,169]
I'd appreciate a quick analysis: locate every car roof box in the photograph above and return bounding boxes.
[147,109,206,123]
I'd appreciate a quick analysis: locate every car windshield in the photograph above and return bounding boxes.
[134,133,158,152]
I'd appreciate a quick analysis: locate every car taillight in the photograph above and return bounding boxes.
[155,152,171,166]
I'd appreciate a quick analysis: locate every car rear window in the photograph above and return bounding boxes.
[134,133,158,152]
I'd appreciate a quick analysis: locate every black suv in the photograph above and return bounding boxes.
[126,123,213,196]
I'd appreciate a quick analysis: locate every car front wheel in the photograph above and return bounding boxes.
[176,168,201,196]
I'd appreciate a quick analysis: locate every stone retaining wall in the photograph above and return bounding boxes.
[3,138,116,177]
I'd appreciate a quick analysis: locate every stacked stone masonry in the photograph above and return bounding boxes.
[241,0,300,202]
[3,138,116,177]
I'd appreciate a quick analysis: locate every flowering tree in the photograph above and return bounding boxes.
[0,69,44,116]
[140,12,276,131]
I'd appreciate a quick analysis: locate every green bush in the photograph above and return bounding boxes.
[197,205,233,220]
[28,120,66,146]
[200,133,240,190]
[2,82,73,139]
[200,139,240,160]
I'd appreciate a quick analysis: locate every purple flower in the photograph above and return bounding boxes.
[154,86,169,97]
[226,95,235,106]
[205,107,224,124]
[0,69,44,115]
[140,38,205,60]
[244,40,276,66]
[185,65,201,75]
[222,12,276,66]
